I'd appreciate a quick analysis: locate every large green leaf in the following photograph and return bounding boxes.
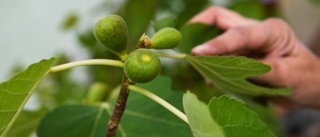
[117,75,192,136]
[35,75,192,137]
[6,108,49,137]
[0,58,56,137]
[209,95,276,137]
[183,91,225,137]
[37,104,108,137]
[186,55,291,96]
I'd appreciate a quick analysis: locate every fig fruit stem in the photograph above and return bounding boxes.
[49,59,123,73]
[128,85,189,124]
[136,33,150,49]
[119,53,128,62]
[155,52,187,59]
[107,73,131,137]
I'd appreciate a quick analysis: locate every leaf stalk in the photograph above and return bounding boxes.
[128,85,189,124]
[49,59,123,73]
[155,52,187,59]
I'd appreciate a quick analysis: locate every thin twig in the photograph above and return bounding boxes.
[106,73,130,137]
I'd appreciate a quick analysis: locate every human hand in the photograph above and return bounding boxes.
[191,6,320,109]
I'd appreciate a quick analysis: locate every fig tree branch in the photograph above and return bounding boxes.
[107,73,130,137]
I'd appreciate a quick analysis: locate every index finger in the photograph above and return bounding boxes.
[189,6,258,29]
[192,19,283,56]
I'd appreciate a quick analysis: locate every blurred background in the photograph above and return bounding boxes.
[0,0,106,81]
[1,0,320,81]
[1,0,320,137]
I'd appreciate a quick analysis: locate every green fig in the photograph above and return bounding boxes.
[148,27,181,49]
[94,15,128,59]
[124,49,161,83]
[86,82,108,105]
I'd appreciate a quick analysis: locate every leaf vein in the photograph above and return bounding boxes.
[125,109,186,127]
[0,89,28,95]
[0,109,17,113]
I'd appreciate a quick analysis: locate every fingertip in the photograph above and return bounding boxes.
[192,45,206,55]
[192,44,216,55]
[187,6,218,25]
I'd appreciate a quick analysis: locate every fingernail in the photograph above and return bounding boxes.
[192,44,208,55]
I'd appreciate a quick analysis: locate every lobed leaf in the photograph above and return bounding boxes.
[183,91,225,137]
[183,92,276,137]
[186,55,291,96]
[209,95,276,137]
[0,58,56,137]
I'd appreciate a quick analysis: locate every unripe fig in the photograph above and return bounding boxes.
[94,15,128,59]
[148,27,181,49]
[124,49,161,83]
[86,82,108,105]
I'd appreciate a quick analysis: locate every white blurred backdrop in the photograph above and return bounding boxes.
[0,0,107,81]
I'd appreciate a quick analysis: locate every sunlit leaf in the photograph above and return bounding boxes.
[186,55,291,96]
[209,95,276,137]
[183,91,225,137]
[0,58,56,137]
[37,104,108,137]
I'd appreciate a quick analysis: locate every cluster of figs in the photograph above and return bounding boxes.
[94,15,181,83]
